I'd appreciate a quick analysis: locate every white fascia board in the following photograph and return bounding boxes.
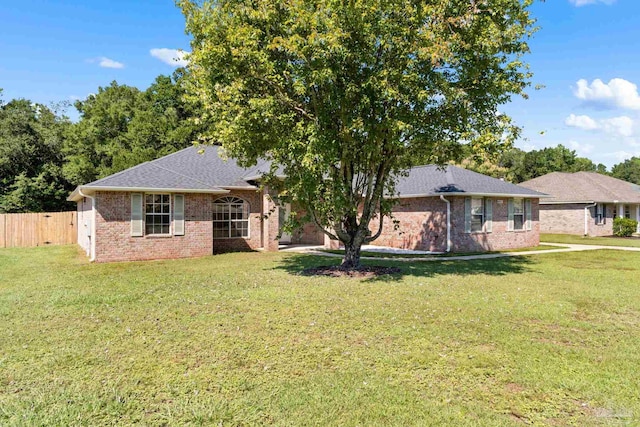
[68,185,229,201]
[394,192,549,199]
[220,185,260,190]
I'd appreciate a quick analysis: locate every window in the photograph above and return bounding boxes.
[596,203,606,225]
[213,196,249,239]
[471,198,484,232]
[624,205,631,219]
[465,197,492,233]
[513,198,525,230]
[145,194,171,235]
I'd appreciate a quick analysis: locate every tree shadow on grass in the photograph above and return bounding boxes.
[272,253,535,282]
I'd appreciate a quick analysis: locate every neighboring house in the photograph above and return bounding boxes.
[519,172,640,236]
[68,145,545,262]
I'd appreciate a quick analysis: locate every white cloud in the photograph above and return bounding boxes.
[574,78,640,110]
[95,57,124,69]
[609,150,640,163]
[150,48,189,67]
[600,116,635,137]
[565,114,636,137]
[568,140,595,155]
[565,114,599,130]
[569,0,616,6]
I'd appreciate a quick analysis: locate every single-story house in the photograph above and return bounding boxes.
[519,171,640,236]
[68,145,545,262]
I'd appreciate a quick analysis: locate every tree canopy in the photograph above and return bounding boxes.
[181,0,538,267]
[611,157,640,185]
[64,71,205,186]
[461,144,607,183]
[0,99,72,212]
[0,72,207,213]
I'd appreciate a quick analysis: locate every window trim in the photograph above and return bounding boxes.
[144,193,172,236]
[213,196,250,239]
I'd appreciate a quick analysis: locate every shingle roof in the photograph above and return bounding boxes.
[395,165,545,198]
[519,171,640,204]
[69,145,545,200]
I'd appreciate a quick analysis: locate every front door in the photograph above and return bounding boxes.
[279,203,292,244]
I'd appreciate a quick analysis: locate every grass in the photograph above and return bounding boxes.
[542,233,640,248]
[1,245,640,425]
[320,244,564,259]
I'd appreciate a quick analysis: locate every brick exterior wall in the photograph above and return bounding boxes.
[90,189,540,262]
[450,196,539,252]
[94,192,216,262]
[540,203,614,236]
[369,197,448,251]
[369,196,540,253]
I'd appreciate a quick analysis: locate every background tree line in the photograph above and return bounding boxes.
[1,79,640,213]
[0,70,208,212]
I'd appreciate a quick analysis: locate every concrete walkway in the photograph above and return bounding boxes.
[283,242,640,262]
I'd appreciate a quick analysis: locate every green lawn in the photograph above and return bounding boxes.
[1,246,640,425]
[320,244,564,259]
[542,233,640,248]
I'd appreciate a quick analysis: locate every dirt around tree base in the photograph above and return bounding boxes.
[302,265,401,278]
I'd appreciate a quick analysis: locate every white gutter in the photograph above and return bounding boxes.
[440,195,452,253]
[78,188,96,262]
[396,191,551,199]
[584,202,597,236]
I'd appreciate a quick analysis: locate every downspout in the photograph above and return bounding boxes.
[440,195,452,253]
[584,202,597,236]
[78,188,96,262]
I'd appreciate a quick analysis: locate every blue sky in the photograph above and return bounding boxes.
[1,0,639,168]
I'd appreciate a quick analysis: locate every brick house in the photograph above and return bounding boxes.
[519,172,640,236]
[68,145,545,262]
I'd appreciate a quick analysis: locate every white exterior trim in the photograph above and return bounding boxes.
[395,192,548,199]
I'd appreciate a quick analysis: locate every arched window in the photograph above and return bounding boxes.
[213,196,250,239]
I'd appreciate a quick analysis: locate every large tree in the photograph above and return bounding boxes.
[64,71,206,185]
[611,157,640,185]
[181,0,538,268]
[0,98,72,212]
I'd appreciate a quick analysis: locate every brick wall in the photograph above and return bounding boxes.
[368,196,539,253]
[94,192,216,262]
[540,203,614,236]
[369,197,448,251]
[450,197,539,252]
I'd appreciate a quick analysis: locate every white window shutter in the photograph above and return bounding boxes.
[525,199,532,231]
[485,198,493,233]
[174,194,185,236]
[507,198,514,232]
[464,197,472,233]
[131,193,143,237]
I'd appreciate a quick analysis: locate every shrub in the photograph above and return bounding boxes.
[613,217,638,237]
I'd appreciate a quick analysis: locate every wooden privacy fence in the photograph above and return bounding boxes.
[0,211,77,248]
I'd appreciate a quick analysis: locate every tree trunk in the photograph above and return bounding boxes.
[341,237,363,269]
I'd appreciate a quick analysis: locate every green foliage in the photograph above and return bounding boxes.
[64,71,207,185]
[613,217,638,237]
[181,0,538,267]
[2,246,640,425]
[0,99,73,212]
[611,157,640,185]
[472,145,600,183]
